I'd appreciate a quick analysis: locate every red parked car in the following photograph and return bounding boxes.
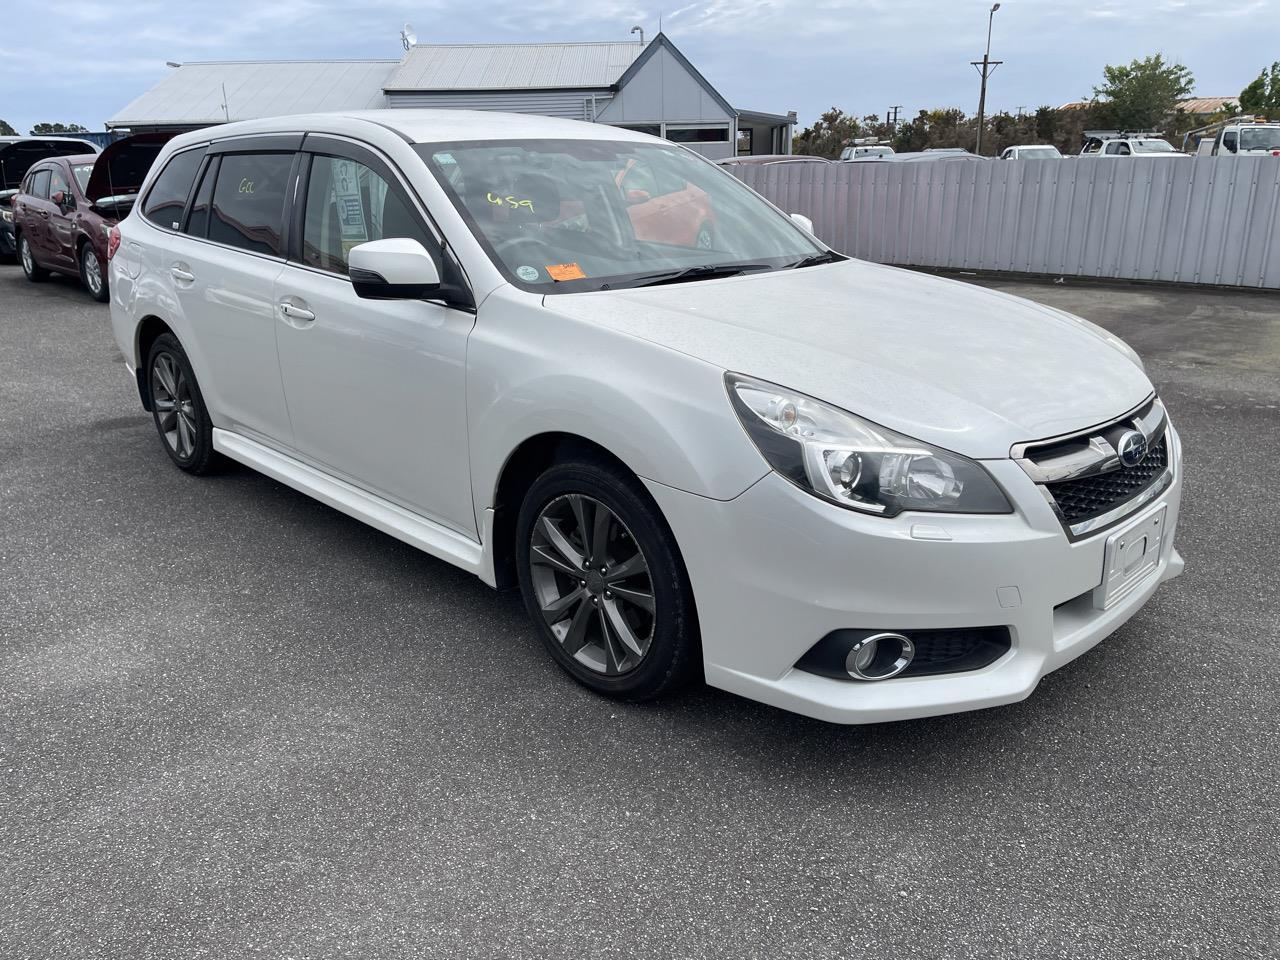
[1,136,99,262]
[12,133,174,301]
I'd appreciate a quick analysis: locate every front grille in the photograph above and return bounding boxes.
[1044,432,1168,524]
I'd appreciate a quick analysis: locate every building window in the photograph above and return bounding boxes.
[737,128,754,155]
[665,125,730,144]
[614,124,662,138]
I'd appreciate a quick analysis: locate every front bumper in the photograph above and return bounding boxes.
[0,219,15,257]
[645,427,1184,724]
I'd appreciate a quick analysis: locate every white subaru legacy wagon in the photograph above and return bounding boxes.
[107,111,1184,724]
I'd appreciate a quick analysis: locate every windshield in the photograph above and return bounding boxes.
[1020,147,1060,159]
[1132,140,1177,154]
[856,147,892,158]
[1240,127,1280,151]
[72,163,94,193]
[417,139,824,292]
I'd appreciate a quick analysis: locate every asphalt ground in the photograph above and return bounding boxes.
[2,264,1277,959]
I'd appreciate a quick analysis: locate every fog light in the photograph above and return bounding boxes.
[845,632,915,681]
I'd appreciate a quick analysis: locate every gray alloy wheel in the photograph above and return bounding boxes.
[529,493,656,676]
[150,351,199,462]
[80,244,107,301]
[19,235,46,281]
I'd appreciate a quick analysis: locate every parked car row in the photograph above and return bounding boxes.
[4,133,175,300]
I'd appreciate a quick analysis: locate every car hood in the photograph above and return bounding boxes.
[545,260,1153,459]
[83,132,177,203]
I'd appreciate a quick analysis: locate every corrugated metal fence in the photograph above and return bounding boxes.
[731,158,1280,289]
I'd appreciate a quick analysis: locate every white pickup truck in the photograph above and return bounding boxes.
[1194,118,1280,157]
[1079,133,1187,158]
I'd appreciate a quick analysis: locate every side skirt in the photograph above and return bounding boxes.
[212,428,497,586]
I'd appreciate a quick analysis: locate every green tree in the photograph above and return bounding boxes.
[1091,54,1194,131]
[793,107,863,157]
[30,122,90,135]
[0,118,17,136]
[1239,62,1280,116]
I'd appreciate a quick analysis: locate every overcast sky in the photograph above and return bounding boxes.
[3,0,1275,135]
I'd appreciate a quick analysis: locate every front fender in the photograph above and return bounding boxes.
[467,289,769,519]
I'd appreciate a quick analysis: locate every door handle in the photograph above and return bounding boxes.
[170,267,195,282]
[279,302,316,323]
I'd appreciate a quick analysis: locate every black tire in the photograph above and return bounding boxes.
[18,234,48,282]
[146,333,217,475]
[516,455,699,701]
[80,242,109,302]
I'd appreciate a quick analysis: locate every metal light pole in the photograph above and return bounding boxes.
[972,3,1003,156]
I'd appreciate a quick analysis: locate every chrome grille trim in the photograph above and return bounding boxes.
[1013,396,1176,540]
[1013,395,1165,483]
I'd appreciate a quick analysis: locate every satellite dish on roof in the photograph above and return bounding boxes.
[400,22,417,50]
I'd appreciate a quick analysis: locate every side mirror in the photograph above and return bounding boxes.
[348,238,441,300]
[625,188,651,206]
[790,213,814,234]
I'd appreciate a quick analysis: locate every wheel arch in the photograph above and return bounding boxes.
[489,432,642,590]
[133,315,177,411]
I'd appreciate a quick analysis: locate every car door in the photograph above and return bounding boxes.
[273,138,477,535]
[18,166,53,260]
[154,141,296,448]
[46,164,77,268]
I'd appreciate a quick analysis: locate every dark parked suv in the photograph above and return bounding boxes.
[12,133,173,300]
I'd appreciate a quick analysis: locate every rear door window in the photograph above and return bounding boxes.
[209,153,294,257]
[142,148,206,230]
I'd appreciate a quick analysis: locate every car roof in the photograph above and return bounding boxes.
[162,109,658,151]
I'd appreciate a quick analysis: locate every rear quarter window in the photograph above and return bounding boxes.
[141,148,206,230]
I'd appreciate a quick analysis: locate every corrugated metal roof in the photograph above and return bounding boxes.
[384,42,645,91]
[107,60,397,128]
[1178,96,1236,115]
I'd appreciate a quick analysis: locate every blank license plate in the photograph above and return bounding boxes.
[1097,506,1167,610]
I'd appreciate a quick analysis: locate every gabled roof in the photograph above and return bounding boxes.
[107,60,397,128]
[384,41,644,91]
[613,34,737,118]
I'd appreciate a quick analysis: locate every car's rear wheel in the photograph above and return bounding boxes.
[516,456,699,701]
[80,243,109,302]
[147,333,216,475]
[19,235,48,282]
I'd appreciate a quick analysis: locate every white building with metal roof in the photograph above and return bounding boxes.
[106,34,793,159]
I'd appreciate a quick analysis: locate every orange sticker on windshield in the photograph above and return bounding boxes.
[545,263,586,281]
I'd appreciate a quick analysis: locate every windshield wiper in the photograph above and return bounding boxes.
[614,263,775,289]
[786,250,844,269]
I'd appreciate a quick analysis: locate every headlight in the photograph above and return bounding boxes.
[727,374,1013,517]
[1,208,12,223]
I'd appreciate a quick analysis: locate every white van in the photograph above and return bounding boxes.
[107,110,1184,724]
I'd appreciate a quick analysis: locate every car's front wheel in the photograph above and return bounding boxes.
[147,333,216,474]
[80,243,109,302]
[516,456,699,701]
[18,234,48,282]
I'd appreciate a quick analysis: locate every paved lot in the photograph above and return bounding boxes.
[2,265,1277,959]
